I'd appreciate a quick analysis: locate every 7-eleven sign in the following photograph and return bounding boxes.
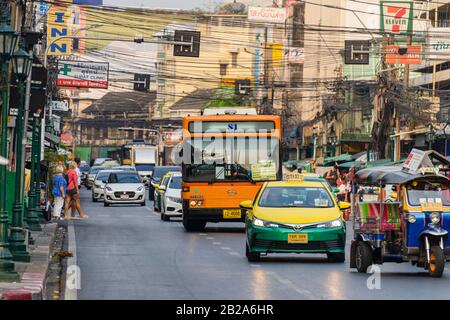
[380,1,414,35]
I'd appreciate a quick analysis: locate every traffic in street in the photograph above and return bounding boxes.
[73,189,450,300]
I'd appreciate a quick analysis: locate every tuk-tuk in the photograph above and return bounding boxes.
[350,166,450,277]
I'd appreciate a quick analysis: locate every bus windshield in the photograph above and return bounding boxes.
[182,137,280,182]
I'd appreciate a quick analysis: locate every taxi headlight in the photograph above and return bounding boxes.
[253,218,265,227]
[253,218,279,228]
[430,213,441,224]
[105,186,113,192]
[136,186,144,192]
[407,214,417,224]
[317,219,343,228]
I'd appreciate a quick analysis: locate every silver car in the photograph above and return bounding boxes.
[104,171,146,207]
[91,170,116,202]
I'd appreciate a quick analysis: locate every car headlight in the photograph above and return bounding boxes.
[252,218,279,228]
[167,196,181,204]
[136,186,144,192]
[430,213,441,224]
[316,219,343,228]
[407,214,417,224]
[105,186,113,192]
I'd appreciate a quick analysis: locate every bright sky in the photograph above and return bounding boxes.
[103,0,219,10]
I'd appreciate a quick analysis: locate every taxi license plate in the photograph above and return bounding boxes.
[223,209,241,219]
[120,195,129,200]
[288,234,308,244]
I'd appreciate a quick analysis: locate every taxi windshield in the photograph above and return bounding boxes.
[258,186,334,208]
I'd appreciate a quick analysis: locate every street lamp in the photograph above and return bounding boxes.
[0,18,20,281]
[8,40,32,262]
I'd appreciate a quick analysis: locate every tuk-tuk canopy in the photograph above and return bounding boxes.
[356,166,450,185]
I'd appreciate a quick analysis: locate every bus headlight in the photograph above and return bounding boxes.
[430,213,440,224]
[190,200,197,207]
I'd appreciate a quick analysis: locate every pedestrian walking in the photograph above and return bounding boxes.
[52,166,66,220]
[64,161,88,220]
[71,158,83,218]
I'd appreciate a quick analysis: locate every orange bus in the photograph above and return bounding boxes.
[180,110,282,231]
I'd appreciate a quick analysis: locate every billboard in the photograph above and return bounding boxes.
[380,1,414,35]
[386,45,421,64]
[248,7,287,24]
[57,61,109,89]
[429,28,450,60]
[47,5,72,56]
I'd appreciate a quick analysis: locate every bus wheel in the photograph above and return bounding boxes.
[183,218,206,232]
[246,243,260,262]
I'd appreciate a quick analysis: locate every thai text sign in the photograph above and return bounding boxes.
[380,1,414,34]
[429,28,450,60]
[248,7,287,24]
[386,45,421,64]
[403,148,426,174]
[57,61,109,89]
[47,5,72,56]
[288,47,304,64]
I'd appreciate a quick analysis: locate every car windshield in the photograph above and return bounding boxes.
[169,176,182,189]
[135,164,154,171]
[258,186,334,208]
[96,172,111,181]
[109,172,141,184]
[183,137,280,182]
[90,167,109,174]
[406,181,450,206]
[153,167,181,180]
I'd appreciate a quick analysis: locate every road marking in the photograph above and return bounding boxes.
[266,271,317,299]
[212,242,222,245]
[250,264,261,268]
[220,247,231,250]
[199,233,207,236]
[228,252,240,256]
[206,237,214,240]
[65,221,78,301]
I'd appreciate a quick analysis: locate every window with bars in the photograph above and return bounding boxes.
[220,64,228,76]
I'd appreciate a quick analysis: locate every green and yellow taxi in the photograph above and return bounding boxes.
[153,173,171,212]
[241,174,350,262]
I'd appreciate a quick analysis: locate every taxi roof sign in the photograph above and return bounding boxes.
[283,173,304,181]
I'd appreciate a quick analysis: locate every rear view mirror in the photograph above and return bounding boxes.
[240,200,253,210]
[339,201,351,210]
[333,188,340,194]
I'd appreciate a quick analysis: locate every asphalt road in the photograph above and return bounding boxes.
[72,189,450,300]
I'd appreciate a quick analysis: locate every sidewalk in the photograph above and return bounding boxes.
[0,223,57,300]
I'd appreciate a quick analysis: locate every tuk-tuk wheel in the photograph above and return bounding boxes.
[429,246,445,278]
[356,242,373,273]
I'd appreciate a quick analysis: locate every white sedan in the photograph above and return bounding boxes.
[104,171,146,207]
[160,172,183,221]
[92,170,116,202]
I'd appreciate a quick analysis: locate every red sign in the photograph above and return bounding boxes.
[56,78,108,89]
[386,45,421,64]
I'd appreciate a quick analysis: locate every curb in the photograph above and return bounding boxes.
[65,220,78,300]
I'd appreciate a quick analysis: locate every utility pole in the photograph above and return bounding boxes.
[432,0,439,97]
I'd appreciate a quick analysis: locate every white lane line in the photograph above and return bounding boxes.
[212,242,222,245]
[65,221,78,301]
[250,264,261,268]
[266,271,317,299]
[228,252,240,256]
[199,233,207,236]
[205,237,214,240]
[220,247,231,250]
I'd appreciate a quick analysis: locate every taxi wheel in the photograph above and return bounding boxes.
[246,243,260,262]
[162,213,170,222]
[104,202,110,207]
[92,197,98,203]
[429,246,445,278]
[356,242,373,273]
[327,252,345,263]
